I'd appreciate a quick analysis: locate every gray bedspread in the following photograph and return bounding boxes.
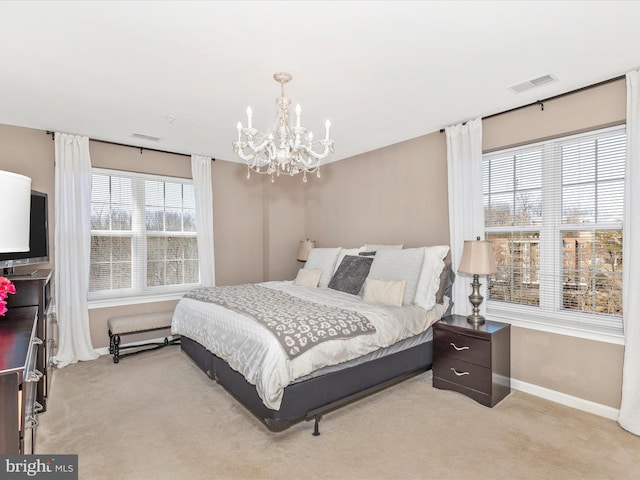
[183,285,376,358]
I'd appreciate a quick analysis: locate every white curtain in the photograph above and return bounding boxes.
[619,69,640,436]
[53,133,99,367]
[446,118,485,316]
[191,154,216,287]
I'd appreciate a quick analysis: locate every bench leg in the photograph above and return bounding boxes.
[113,334,121,364]
[108,331,180,364]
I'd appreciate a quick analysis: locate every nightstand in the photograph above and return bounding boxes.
[433,314,511,407]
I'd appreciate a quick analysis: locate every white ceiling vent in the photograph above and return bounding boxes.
[509,74,557,93]
[131,132,161,142]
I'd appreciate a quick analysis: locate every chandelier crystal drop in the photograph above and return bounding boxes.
[232,72,334,183]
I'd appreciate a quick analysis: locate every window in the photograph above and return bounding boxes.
[483,126,625,334]
[89,169,199,300]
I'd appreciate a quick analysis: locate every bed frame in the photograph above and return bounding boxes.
[181,335,433,435]
[179,258,454,435]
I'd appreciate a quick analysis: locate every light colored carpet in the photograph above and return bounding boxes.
[37,347,639,480]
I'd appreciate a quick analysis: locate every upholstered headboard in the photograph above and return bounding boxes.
[303,244,455,316]
[438,251,455,317]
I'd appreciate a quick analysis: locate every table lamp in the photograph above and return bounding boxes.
[297,239,316,262]
[0,170,32,253]
[457,237,498,325]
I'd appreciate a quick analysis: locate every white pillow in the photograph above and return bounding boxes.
[333,247,364,273]
[363,244,403,252]
[367,248,425,305]
[294,268,322,288]
[304,247,341,288]
[414,246,450,311]
[363,278,406,307]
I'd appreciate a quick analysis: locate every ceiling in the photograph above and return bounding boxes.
[1,1,639,164]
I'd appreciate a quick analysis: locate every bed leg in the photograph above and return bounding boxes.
[312,414,322,436]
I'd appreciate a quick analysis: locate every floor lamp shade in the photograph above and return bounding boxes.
[0,170,32,253]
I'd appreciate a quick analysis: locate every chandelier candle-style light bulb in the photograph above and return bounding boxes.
[233,72,335,183]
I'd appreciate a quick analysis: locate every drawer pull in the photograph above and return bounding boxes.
[450,342,470,351]
[34,402,44,413]
[25,416,39,429]
[26,369,44,382]
[32,337,44,345]
[451,368,470,377]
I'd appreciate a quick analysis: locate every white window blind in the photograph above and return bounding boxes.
[483,125,625,333]
[89,168,199,299]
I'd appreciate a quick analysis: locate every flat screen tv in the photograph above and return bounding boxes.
[0,190,49,276]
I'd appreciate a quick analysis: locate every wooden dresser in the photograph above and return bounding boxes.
[0,306,41,454]
[433,314,511,407]
[7,269,55,412]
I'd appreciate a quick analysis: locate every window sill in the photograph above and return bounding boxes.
[487,306,624,345]
[88,291,187,310]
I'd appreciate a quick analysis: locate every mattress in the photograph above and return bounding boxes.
[172,280,448,410]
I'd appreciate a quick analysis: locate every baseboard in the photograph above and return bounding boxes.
[93,342,619,421]
[95,335,180,356]
[511,378,619,421]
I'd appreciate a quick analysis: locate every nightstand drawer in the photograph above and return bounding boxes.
[434,329,490,367]
[433,357,491,394]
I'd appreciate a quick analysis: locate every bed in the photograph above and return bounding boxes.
[172,245,453,434]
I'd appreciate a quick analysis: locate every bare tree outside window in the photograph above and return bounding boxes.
[89,170,199,298]
[483,127,624,331]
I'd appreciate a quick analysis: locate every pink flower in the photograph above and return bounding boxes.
[0,276,16,316]
[0,280,15,295]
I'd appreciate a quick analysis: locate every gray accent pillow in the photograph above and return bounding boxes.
[328,255,374,295]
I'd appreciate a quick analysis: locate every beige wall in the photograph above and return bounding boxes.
[305,132,450,248]
[511,327,623,407]
[210,161,304,285]
[483,79,626,152]
[483,78,626,409]
[263,175,306,281]
[211,160,264,286]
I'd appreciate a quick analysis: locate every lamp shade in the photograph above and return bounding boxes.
[0,170,32,253]
[457,239,498,275]
[297,239,316,262]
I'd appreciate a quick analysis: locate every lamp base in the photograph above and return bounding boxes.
[467,274,486,326]
[467,313,486,326]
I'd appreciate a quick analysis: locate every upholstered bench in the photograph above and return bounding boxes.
[107,311,179,364]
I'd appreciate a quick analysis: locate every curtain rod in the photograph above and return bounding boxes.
[45,131,215,161]
[439,74,625,133]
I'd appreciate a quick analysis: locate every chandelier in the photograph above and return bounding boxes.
[232,72,334,183]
